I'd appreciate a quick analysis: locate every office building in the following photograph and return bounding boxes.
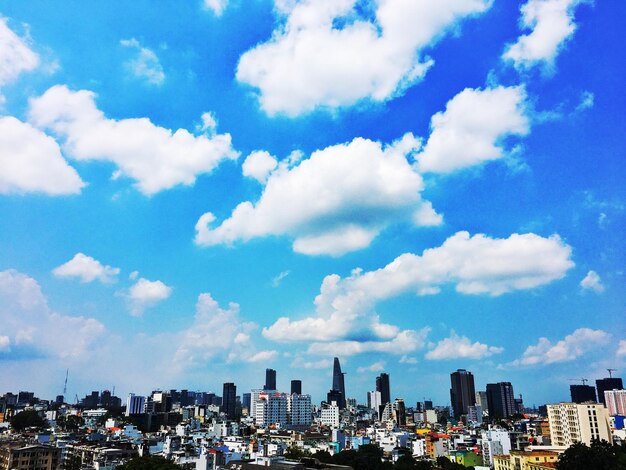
[222,383,236,419]
[376,373,391,406]
[450,369,476,419]
[320,402,340,428]
[570,384,597,403]
[394,398,406,426]
[547,402,612,446]
[331,357,346,409]
[290,380,302,395]
[596,377,623,405]
[604,389,626,416]
[264,369,277,391]
[486,382,516,419]
[242,393,251,412]
[289,394,312,428]
[475,391,489,415]
[367,390,381,413]
[125,393,145,416]
[253,391,288,428]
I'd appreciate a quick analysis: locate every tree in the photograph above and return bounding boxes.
[314,450,333,463]
[415,461,433,470]
[394,454,417,469]
[556,440,626,470]
[285,445,310,460]
[10,410,47,431]
[116,455,180,470]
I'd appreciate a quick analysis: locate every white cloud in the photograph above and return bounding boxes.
[425,331,503,360]
[198,111,218,134]
[196,133,443,255]
[0,269,105,359]
[242,150,278,183]
[0,335,10,352]
[0,17,39,92]
[127,277,172,315]
[120,38,165,85]
[575,91,594,112]
[262,231,573,350]
[307,329,431,357]
[175,293,276,367]
[617,340,626,358]
[357,361,386,373]
[399,355,418,364]
[417,86,530,173]
[204,0,228,16]
[580,270,604,293]
[237,0,492,116]
[503,0,586,71]
[0,116,84,195]
[510,328,610,366]
[272,270,290,287]
[290,357,333,369]
[28,85,239,195]
[53,253,120,284]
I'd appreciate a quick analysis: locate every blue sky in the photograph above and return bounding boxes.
[0,0,624,408]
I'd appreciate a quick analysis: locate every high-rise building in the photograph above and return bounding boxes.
[368,390,381,413]
[596,377,623,405]
[242,393,251,412]
[291,380,302,395]
[376,373,391,406]
[327,389,343,408]
[289,394,312,428]
[450,369,476,419]
[320,402,340,428]
[126,393,145,416]
[264,369,277,391]
[394,398,406,426]
[331,357,346,409]
[486,382,516,419]
[475,391,489,415]
[604,389,626,416]
[570,384,597,403]
[547,402,612,446]
[253,391,288,428]
[222,383,236,419]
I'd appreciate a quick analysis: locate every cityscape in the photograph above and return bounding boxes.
[0,0,624,469]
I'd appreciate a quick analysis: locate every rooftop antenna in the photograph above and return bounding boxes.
[607,368,617,379]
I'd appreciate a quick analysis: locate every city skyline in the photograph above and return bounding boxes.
[0,0,624,408]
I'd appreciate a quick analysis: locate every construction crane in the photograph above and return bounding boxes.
[607,368,617,378]
[568,378,589,385]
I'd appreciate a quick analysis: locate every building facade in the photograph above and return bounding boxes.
[450,369,476,419]
[547,402,612,446]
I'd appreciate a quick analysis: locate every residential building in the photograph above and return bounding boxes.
[320,402,340,428]
[0,442,60,470]
[367,391,381,414]
[493,450,558,470]
[604,389,626,416]
[481,428,511,466]
[596,377,623,406]
[289,394,312,428]
[254,391,288,428]
[450,369,476,419]
[547,402,612,446]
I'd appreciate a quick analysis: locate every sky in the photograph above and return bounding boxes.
[0,0,624,409]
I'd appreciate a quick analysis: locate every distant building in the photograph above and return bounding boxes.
[394,399,406,426]
[486,382,516,419]
[0,443,60,470]
[289,394,312,428]
[570,384,597,403]
[475,391,489,415]
[264,369,277,391]
[604,389,626,416]
[222,383,237,419]
[320,402,340,428]
[376,373,391,407]
[290,380,302,395]
[367,390,381,414]
[254,391,288,428]
[331,357,346,409]
[242,393,251,412]
[126,393,145,416]
[596,377,623,406]
[450,369,476,419]
[481,428,511,466]
[547,402,612,446]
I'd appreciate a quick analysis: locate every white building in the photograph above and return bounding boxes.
[368,391,381,413]
[126,394,145,416]
[254,391,289,428]
[547,402,612,446]
[481,428,510,466]
[289,394,312,428]
[604,390,626,416]
[320,402,340,428]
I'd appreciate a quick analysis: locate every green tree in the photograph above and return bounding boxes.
[10,409,47,431]
[415,461,433,470]
[116,455,180,470]
[394,454,417,469]
[314,450,333,463]
[556,440,626,470]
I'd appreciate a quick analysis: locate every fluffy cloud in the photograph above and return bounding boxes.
[120,38,165,86]
[127,277,172,315]
[0,336,10,352]
[242,151,278,183]
[357,361,386,373]
[416,86,530,173]
[0,269,105,360]
[0,18,39,90]
[237,0,492,115]
[28,85,238,195]
[307,329,431,357]
[196,133,443,255]
[580,270,604,293]
[0,116,84,195]
[510,328,610,366]
[290,357,333,369]
[503,0,586,71]
[425,331,503,360]
[204,0,228,16]
[174,293,277,367]
[53,253,120,284]
[263,231,573,348]
[617,340,626,358]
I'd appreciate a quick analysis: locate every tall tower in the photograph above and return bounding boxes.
[486,382,516,419]
[331,357,346,409]
[291,380,302,395]
[376,373,391,406]
[264,368,277,391]
[596,377,623,406]
[222,383,237,419]
[450,369,476,419]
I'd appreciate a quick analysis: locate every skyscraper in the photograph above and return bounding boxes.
[331,357,346,409]
[264,368,277,391]
[486,382,516,419]
[596,377,623,405]
[450,369,476,419]
[222,383,237,419]
[376,373,391,406]
[291,380,302,395]
[570,384,597,403]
